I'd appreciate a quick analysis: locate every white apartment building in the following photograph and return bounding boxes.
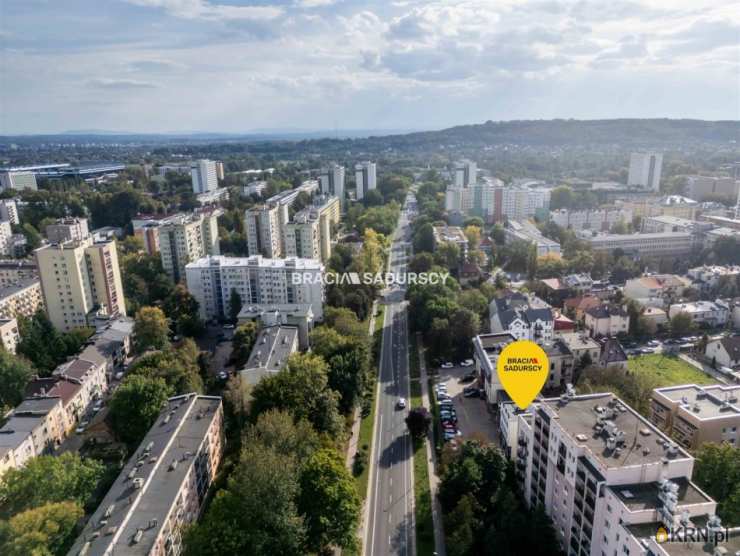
[190,159,219,193]
[355,161,377,200]
[501,392,719,556]
[584,305,630,337]
[587,232,693,259]
[668,299,729,328]
[0,220,13,257]
[0,277,44,320]
[319,164,345,208]
[0,170,38,191]
[685,175,740,202]
[245,203,286,258]
[489,292,554,344]
[0,198,20,225]
[45,217,90,244]
[687,265,740,293]
[551,208,632,232]
[628,152,663,191]
[185,255,325,322]
[35,238,126,331]
[243,180,267,197]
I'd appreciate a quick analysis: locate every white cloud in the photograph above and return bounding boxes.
[125,0,283,21]
[89,78,158,89]
[294,0,338,8]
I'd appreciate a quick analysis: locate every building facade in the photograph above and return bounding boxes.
[190,159,219,193]
[185,255,325,322]
[45,217,90,244]
[245,203,286,258]
[587,232,693,259]
[319,164,345,208]
[35,238,126,331]
[354,161,377,200]
[628,152,663,191]
[0,278,44,320]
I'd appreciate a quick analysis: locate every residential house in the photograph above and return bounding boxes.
[705,336,740,369]
[489,292,553,344]
[623,274,692,308]
[597,336,628,370]
[668,299,729,328]
[642,306,668,333]
[584,304,630,337]
[239,325,299,386]
[555,332,601,367]
[563,295,602,321]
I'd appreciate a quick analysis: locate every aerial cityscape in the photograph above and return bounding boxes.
[1,1,739,555]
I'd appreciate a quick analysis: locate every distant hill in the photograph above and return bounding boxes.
[352,119,740,149]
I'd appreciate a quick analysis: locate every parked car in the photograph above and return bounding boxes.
[460,359,474,367]
[217,370,229,381]
[114,371,124,380]
[223,323,235,329]
[463,388,479,398]
[438,399,454,407]
[440,362,454,369]
[75,420,89,434]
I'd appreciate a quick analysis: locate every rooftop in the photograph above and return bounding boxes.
[67,394,222,556]
[557,332,600,350]
[585,304,629,319]
[611,476,711,511]
[238,302,314,320]
[654,384,740,419]
[186,255,323,271]
[542,392,691,469]
[0,277,40,299]
[243,326,298,373]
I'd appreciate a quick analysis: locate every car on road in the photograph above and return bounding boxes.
[217,370,229,381]
[440,362,454,369]
[396,397,407,409]
[92,401,103,413]
[75,420,89,434]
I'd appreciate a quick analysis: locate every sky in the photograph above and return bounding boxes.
[0,0,738,134]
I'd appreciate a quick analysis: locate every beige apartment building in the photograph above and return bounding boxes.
[0,277,44,320]
[245,203,286,258]
[0,317,20,353]
[285,209,322,260]
[45,217,89,244]
[67,394,225,556]
[650,384,740,449]
[35,238,126,331]
[0,259,37,286]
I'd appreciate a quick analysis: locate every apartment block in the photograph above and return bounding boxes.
[551,208,633,232]
[685,175,740,202]
[133,209,222,282]
[185,255,324,322]
[0,397,66,477]
[505,220,561,257]
[0,220,13,256]
[285,210,321,261]
[35,238,126,331]
[355,161,377,200]
[245,203,286,258]
[687,265,740,293]
[628,152,663,191]
[584,304,630,337]
[0,198,20,224]
[617,195,699,220]
[67,394,224,556]
[473,333,574,404]
[453,159,477,187]
[45,217,90,244]
[0,317,20,353]
[432,225,468,258]
[238,302,314,350]
[0,277,43,319]
[190,159,219,193]
[319,164,345,208]
[240,325,299,385]
[243,180,267,197]
[587,232,693,259]
[500,392,720,556]
[650,384,740,449]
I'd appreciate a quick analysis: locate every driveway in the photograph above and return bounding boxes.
[431,365,499,445]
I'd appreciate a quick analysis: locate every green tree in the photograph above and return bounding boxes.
[298,448,360,553]
[693,443,740,525]
[0,351,34,411]
[669,311,696,338]
[184,444,306,556]
[250,353,343,436]
[107,375,172,446]
[134,306,171,352]
[0,501,83,556]
[229,289,243,323]
[413,222,435,253]
[231,321,259,368]
[127,342,204,394]
[163,284,203,337]
[405,407,432,438]
[0,453,104,518]
[445,494,477,556]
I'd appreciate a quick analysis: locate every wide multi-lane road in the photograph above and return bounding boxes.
[364,193,416,556]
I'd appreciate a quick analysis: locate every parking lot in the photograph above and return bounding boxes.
[431,364,499,445]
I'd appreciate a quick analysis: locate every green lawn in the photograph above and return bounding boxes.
[628,354,715,386]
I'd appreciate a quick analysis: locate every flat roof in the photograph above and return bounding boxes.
[0,277,40,299]
[542,393,691,469]
[655,384,740,419]
[611,477,711,511]
[67,394,222,556]
[186,255,322,271]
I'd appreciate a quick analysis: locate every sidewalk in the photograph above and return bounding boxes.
[417,334,446,556]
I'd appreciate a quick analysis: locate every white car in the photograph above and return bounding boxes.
[460,359,474,367]
[397,397,407,409]
[440,362,454,369]
[75,420,89,434]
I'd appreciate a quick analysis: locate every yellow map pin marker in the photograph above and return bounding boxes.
[496,340,549,409]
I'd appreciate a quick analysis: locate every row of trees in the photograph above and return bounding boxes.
[439,440,560,556]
